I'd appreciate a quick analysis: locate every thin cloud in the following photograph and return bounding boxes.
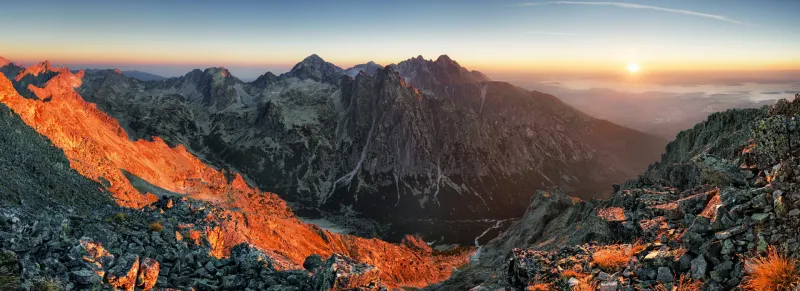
[514,1,745,25]
[525,31,587,36]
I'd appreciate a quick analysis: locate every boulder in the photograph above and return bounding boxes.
[678,192,709,215]
[715,225,745,240]
[308,254,382,291]
[303,254,324,271]
[690,255,707,280]
[70,269,101,285]
[656,267,673,283]
[694,155,746,186]
[106,254,139,291]
[78,238,115,278]
[598,281,618,291]
[751,213,770,223]
[221,275,243,290]
[230,243,273,272]
[137,257,160,290]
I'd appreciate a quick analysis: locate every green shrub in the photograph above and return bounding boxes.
[111,212,128,224]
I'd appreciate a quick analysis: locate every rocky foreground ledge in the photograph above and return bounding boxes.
[430,95,800,290]
[0,196,393,291]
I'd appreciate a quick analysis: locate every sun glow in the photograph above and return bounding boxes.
[627,62,640,73]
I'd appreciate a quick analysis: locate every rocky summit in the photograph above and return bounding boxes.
[67,54,664,243]
[429,95,800,290]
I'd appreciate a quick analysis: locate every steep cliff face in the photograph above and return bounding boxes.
[329,67,665,222]
[59,55,664,242]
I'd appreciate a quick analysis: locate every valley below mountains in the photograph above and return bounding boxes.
[71,54,664,244]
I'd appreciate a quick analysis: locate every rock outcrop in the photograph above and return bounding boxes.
[432,95,800,290]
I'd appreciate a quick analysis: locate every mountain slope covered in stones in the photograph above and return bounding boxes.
[430,95,800,290]
[69,54,666,243]
[0,59,472,290]
[0,100,386,290]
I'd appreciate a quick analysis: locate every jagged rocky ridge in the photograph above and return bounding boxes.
[66,54,664,243]
[430,95,800,290]
[0,100,392,290]
[0,59,472,290]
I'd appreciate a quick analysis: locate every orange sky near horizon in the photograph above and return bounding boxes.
[5,48,799,76]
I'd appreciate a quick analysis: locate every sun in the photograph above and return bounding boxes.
[627,62,640,73]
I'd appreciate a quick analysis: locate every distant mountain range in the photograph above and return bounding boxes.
[83,69,165,81]
[121,70,165,81]
[49,54,665,243]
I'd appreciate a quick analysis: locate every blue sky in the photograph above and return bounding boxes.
[1,0,798,80]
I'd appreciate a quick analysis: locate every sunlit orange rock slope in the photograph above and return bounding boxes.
[0,64,470,287]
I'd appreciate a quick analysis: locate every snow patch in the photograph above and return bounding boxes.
[479,83,488,113]
[474,219,508,248]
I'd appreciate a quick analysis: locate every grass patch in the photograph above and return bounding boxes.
[656,275,701,291]
[741,248,800,291]
[591,243,646,272]
[149,222,164,232]
[526,282,553,290]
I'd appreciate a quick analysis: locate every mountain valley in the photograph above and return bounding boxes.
[63,54,665,244]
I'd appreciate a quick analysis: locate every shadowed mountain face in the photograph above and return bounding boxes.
[37,54,664,240]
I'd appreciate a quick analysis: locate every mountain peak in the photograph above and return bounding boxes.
[435,54,454,64]
[393,54,490,91]
[0,56,11,67]
[292,54,332,71]
[302,54,324,63]
[40,60,53,69]
[251,71,278,87]
[285,54,344,84]
[204,67,232,78]
[14,60,61,81]
[344,61,382,77]
[434,54,463,70]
